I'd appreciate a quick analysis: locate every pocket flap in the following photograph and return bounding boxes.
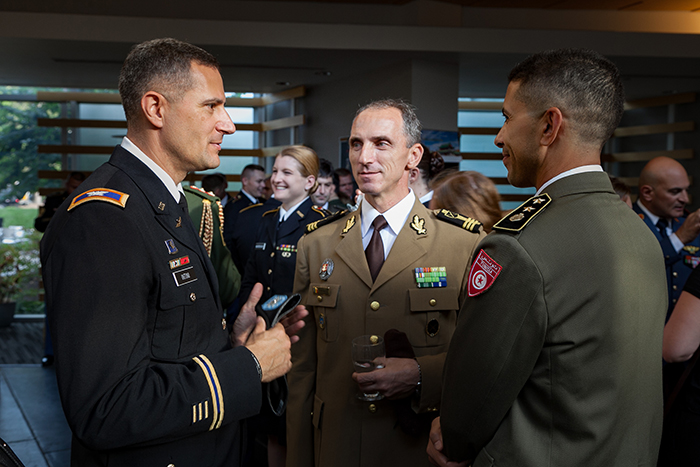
[312,393,324,429]
[305,283,340,308]
[408,287,459,312]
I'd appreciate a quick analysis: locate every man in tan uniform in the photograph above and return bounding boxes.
[287,99,485,467]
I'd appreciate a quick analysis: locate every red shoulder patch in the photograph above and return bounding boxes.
[467,249,503,297]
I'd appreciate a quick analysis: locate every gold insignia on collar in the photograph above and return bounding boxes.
[158,201,166,211]
[176,216,182,228]
[342,216,356,234]
[523,207,535,212]
[509,213,525,222]
[532,197,546,204]
[411,215,427,235]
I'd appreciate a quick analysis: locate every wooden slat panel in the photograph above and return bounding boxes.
[460,152,503,160]
[624,92,696,110]
[36,92,121,103]
[261,86,306,106]
[613,121,695,138]
[458,127,500,135]
[261,115,305,131]
[458,101,502,110]
[602,148,693,162]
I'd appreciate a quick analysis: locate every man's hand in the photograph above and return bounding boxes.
[352,357,419,399]
[279,305,309,344]
[427,417,470,467]
[245,318,292,383]
[230,283,264,348]
[676,208,700,244]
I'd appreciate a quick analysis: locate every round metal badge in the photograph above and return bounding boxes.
[319,259,334,281]
[426,318,440,337]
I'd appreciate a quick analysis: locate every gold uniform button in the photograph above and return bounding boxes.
[268,269,273,275]
[368,404,377,413]
[673,285,678,290]
[429,299,437,307]
[222,318,227,330]
[370,301,380,311]
[673,272,678,278]
[189,293,196,302]
[317,295,323,302]
[673,298,678,304]
[271,252,275,258]
[168,464,175,467]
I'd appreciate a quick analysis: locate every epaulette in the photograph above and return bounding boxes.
[433,209,482,233]
[263,207,280,217]
[68,188,129,211]
[185,185,218,201]
[311,206,330,218]
[306,209,349,234]
[492,193,551,232]
[239,202,263,214]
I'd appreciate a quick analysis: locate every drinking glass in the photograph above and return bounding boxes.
[351,334,386,401]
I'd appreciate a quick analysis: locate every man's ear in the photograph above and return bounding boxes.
[540,107,563,147]
[406,143,423,170]
[639,184,654,203]
[408,167,420,183]
[140,91,167,129]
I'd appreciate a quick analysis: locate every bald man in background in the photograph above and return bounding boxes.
[634,156,700,318]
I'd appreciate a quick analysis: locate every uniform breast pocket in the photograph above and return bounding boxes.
[305,283,340,343]
[153,271,211,359]
[407,287,459,348]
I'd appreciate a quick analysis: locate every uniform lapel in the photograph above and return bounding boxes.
[372,199,428,290]
[335,209,373,288]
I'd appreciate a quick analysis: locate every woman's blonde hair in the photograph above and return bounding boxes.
[432,170,502,232]
[276,145,319,194]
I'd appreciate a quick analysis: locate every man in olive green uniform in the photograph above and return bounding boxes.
[428,49,667,467]
[184,184,240,309]
[287,100,484,467]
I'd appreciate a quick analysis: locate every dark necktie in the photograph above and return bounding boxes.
[656,218,669,240]
[366,215,388,282]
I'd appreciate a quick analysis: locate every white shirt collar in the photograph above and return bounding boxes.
[240,189,258,204]
[536,165,604,195]
[361,189,415,239]
[636,201,660,226]
[121,137,183,202]
[279,197,309,222]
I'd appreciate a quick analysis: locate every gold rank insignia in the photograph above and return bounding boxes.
[684,245,700,254]
[493,194,551,232]
[411,215,427,235]
[433,209,482,233]
[305,209,350,234]
[342,216,356,234]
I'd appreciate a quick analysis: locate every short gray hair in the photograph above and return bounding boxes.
[355,99,422,147]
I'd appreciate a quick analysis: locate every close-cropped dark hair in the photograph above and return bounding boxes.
[355,99,422,147]
[241,164,265,179]
[201,172,227,193]
[119,38,220,123]
[417,144,445,184]
[508,48,624,148]
[318,159,335,179]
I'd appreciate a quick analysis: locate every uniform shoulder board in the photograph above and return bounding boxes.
[493,193,551,232]
[239,202,263,214]
[311,206,330,218]
[68,188,129,211]
[184,185,218,201]
[263,207,280,217]
[433,209,482,233]
[306,209,349,234]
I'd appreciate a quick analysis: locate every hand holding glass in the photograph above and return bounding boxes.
[352,335,386,401]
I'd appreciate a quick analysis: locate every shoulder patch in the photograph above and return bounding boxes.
[492,194,551,232]
[185,185,217,201]
[306,209,349,234]
[433,209,482,233]
[68,188,129,211]
[239,202,263,214]
[263,208,280,217]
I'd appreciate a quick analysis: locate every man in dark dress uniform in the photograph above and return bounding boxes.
[34,171,85,233]
[428,49,666,467]
[41,38,305,467]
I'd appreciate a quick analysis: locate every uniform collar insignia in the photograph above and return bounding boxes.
[342,216,356,234]
[493,193,551,233]
[410,215,427,235]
